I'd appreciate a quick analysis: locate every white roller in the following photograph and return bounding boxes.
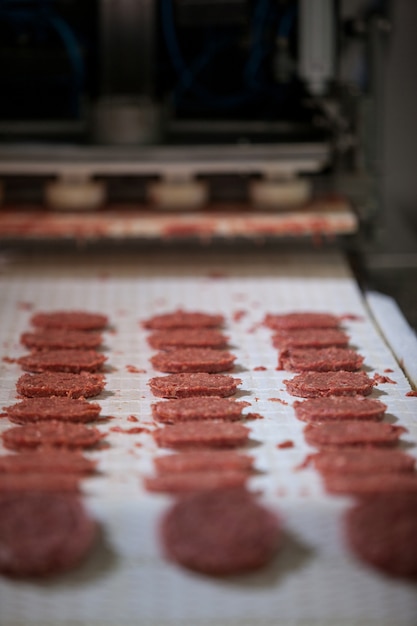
[250,177,312,210]
[147,179,208,210]
[45,178,106,211]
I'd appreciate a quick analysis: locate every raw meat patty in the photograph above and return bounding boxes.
[143,310,224,330]
[5,397,101,424]
[21,329,103,350]
[30,310,108,330]
[293,397,387,423]
[152,397,250,423]
[264,312,340,330]
[278,347,364,372]
[151,348,236,373]
[16,372,106,399]
[0,474,81,493]
[161,488,281,575]
[324,473,417,495]
[0,450,96,475]
[149,373,242,398]
[2,422,105,451]
[345,493,417,578]
[153,421,250,449]
[284,371,374,398]
[311,449,415,474]
[272,328,349,350]
[144,470,249,494]
[0,492,97,577]
[154,451,254,474]
[147,329,228,350]
[304,421,406,448]
[19,349,107,373]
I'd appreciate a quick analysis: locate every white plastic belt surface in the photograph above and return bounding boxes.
[0,249,416,626]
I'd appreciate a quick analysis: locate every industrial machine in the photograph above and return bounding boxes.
[0,0,389,239]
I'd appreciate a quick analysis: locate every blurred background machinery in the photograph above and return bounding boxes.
[0,0,388,213]
[0,1,417,327]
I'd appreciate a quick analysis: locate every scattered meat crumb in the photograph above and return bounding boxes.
[294,454,315,470]
[253,366,267,371]
[125,427,149,434]
[339,314,363,321]
[373,373,397,385]
[0,412,8,418]
[246,412,264,420]
[277,440,294,449]
[110,426,150,434]
[17,301,34,311]
[233,310,247,322]
[2,356,16,363]
[268,397,288,405]
[127,415,139,422]
[384,368,394,373]
[126,365,147,374]
[406,391,417,397]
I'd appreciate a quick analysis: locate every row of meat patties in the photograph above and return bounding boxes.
[264,310,417,579]
[142,309,283,576]
[0,310,111,578]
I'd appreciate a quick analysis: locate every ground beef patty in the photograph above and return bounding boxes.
[161,488,281,575]
[293,397,387,423]
[278,347,364,372]
[5,397,101,424]
[147,329,228,350]
[0,492,97,577]
[153,421,250,449]
[154,450,254,474]
[264,312,340,330]
[152,397,250,423]
[0,450,96,475]
[19,349,107,373]
[304,421,406,448]
[144,470,249,494]
[272,328,349,350]
[284,371,374,398]
[16,372,106,398]
[149,373,242,398]
[2,422,105,451]
[30,310,108,330]
[345,493,417,578]
[21,329,103,350]
[151,348,236,374]
[311,449,416,474]
[323,473,417,496]
[143,310,224,330]
[0,474,81,493]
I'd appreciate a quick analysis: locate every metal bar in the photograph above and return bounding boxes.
[365,290,417,388]
[0,142,329,178]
